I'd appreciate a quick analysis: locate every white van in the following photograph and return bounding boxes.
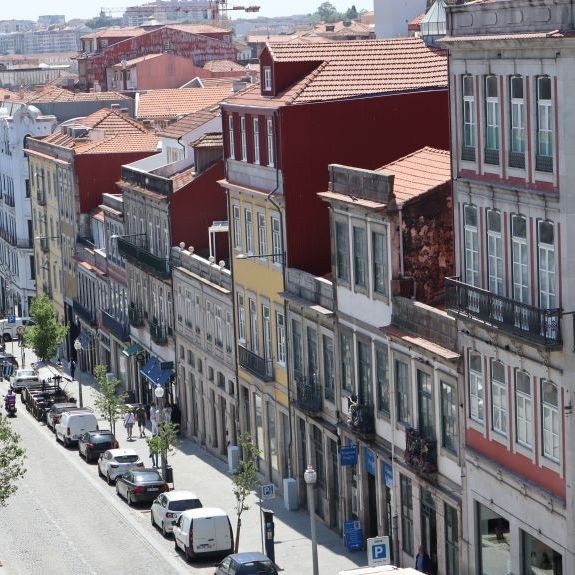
[338,568,420,575]
[55,410,98,447]
[173,507,233,562]
[0,317,34,342]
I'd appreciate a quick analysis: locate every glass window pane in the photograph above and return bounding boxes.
[478,503,510,575]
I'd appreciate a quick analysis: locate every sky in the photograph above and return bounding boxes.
[3,1,373,22]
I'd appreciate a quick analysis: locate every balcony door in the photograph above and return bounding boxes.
[420,489,438,575]
[418,370,434,440]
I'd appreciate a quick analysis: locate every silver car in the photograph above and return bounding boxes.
[150,490,202,536]
[10,368,39,391]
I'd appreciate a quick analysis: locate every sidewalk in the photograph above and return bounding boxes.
[73,368,365,574]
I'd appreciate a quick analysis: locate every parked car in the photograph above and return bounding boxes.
[55,410,98,447]
[0,354,20,381]
[78,430,118,463]
[151,490,202,536]
[115,468,168,506]
[10,368,39,392]
[215,553,278,575]
[0,317,34,341]
[173,507,233,562]
[46,403,81,431]
[98,448,143,484]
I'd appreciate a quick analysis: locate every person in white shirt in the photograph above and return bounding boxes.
[124,410,135,440]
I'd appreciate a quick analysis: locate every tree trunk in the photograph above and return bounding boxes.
[235,516,241,553]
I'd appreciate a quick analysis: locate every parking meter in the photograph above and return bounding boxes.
[262,508,275,563]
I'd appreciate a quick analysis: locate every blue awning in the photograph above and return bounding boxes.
[140,356,172,387]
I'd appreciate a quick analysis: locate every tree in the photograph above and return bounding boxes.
[23,295,68,363]
[316,2,341,23]
[231,434,261,553]
[147,421,179,482]
[93,365,127,436]
[0,414,26,507]
[346,5,359,20]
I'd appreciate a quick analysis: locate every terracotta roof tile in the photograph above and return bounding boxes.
[166,23,231,35]
[382,325,459,360]
[191,132,223,149]
[75,134,159,155]
[25,86,131,103]
[203,59,245,73]
[376,147,451,205]
[440,30,573,43]
[172,165,197,191]
[408,12,426,31]
[136,85,234,120]
[81,27,146,40]
[156,106,220,139]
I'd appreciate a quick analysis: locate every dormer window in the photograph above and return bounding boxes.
[263,66,272,91]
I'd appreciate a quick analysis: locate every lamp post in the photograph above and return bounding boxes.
[304,465,319,575]
[73,338,83,408]
[154,384,168,481]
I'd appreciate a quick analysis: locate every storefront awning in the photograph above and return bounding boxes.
[122,343,143,357]
[139,356,173,387]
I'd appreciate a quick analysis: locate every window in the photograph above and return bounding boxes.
[522,530,562,574]
[541,380,559,461]
[232,204,241,250]
[464,205,480,287]
[487,210,503,295]
[441,380,458,453]
[445,504,459,575]
[253,117,260,164]
[538,221,556,309]
[395,359,410,424]
[228,115,235,158]
[267,118,275,167]
[195,294,201,334]
[225,311,233,353]
[510,75,525,157]
[340,331,353,392]
[215,306,223,347]
[323,335,334,401]
[468,351,484,423]
[417,370,433,439]
[485,75,499,161]
[335,220,349,282]
[271,215,282,264]
[376,347,389,415]
[276,311,286,365]
[206,301,213,342]
[244,208,253,254]
[478,504,510,573]
[372,229,388,297]
[292,320,303,376]
[400,474,414,555]
[515,371,532,448]
[357,340,371,405]
[257,212,266,258]
[462,75,476,158]
[491,361,507,436]
[353,226,367,288]
[307,327,319,388]
[249,298,258,354]
[511,215,529,303]
[536,76,553,166]
[237,293,245,342]
[240,116,247,161]
[263,66,272,91]
[262,305,272,367]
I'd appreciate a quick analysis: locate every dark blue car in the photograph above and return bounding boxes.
[215,552,277,575]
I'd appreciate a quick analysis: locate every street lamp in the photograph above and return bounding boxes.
[73,338,84,408]
[154,384,168,481]
[304,465,319,575]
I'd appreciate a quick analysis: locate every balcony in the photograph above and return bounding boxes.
[128,305,144,328]
[346,399,375,437]
[150,320,168,346]
[73,299,97,327]
[295,372,322,414]
[405,427,437,475]
[117,235,170,279]
[445,277,561,348]
[101,310,130,341]
[238,344,274,382]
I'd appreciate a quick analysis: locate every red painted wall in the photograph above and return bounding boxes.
[280,89,450,274]
[467,427,565,500]
[76,151,157,214]
[170,160,228,258]
[259,48,321,96]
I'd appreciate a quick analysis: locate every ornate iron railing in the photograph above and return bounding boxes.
[295,373,322,413]
[150,320,168,346]
[238,344,274,382]
[73,299,97,327]
[117,235,170,279]
[346,398,375,437]
[101,310,130,341]
[405,427,437,475]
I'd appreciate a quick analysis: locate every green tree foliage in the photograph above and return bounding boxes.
[0,414,26,506]
[85,16,123,29]
[23,295,68,362]
[147,421,179,481]
[316,2,341,23]
[93,365,127,436]
[346,5,359,20]
[232,434,261,552]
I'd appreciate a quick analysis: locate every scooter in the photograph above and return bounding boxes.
[4,391,17,417]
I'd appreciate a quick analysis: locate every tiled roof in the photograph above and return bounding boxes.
[172,165,197,192]
[156,106,220,139]
[257,38,446,104]
[75,134,159,155]
[246,34,300,44]
[81,28,146,40]
[203,59,245,72]
[408,12,426,30]
[25,86,131,103]
[382,326,459,360]
[191,132,223,149]
[311,20,373,35]
[165,24,231,35]
[136,85,234,119]
[376,147,451,205]
[198,77,238,88]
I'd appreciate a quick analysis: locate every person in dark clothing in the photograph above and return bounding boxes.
[415,545,433,574]
[70,360,76,380]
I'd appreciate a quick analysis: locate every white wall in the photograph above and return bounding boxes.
[374,0,427,38]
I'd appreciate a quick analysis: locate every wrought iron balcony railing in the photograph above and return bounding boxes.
[117,235,170,279]
[346,398,375,437]
[73,299,97,327]
[405,427,438,475]
[101,310,130,341]
[238,344,274,382]
[445,277,561,347]
[128,305,144,328]
[150,320,168,346]
[295,372,322,413]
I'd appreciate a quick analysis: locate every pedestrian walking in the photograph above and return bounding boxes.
[136,404,146,438]
[150,407,159,435]
[70,359,76,380]
[162,404,172,426]
[124,410,135,440]
[148,443,159,467]
[415,544,433,574]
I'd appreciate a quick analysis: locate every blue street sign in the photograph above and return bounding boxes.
[365,448,376,476]
[383,462,393,488]
[367,536,391,567]
[344,520,364,551]
[340,445,358,466]
[8,315,15,324]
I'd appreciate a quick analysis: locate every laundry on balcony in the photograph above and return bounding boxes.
[139,356,173,387]
[122,342,143,357]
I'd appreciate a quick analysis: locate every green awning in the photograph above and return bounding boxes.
[122,343,142,357]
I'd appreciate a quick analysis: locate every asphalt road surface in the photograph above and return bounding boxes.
[0,381,207,575]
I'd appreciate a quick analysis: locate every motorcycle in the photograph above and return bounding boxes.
[4,392,16,417]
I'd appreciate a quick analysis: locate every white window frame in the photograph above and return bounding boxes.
[541,380,560,462]
[249,297,258,354]
[228,114,235,158]
[510,75,525,154]
[215,305,223,348]
[485,75,499,151]
[276,310,286,365]
[537,76,553,159]
[240,116,247,162]
[462,75,476,149]
[262,304,271,361]
[232,204,241,251]
[267,118,275,167]
[468,351,484,423]
[271,215,282,265]
[244,208,253,255]
[515,370,532,448]
[512,215,529,303]
[253,117,260,164]
[257,212,266,259]
[263,66,272,91]
[487,209,504,295]
[237,293,246,343]
[464,205,480,288]
[538,220,556,310]
[491,361,507,436]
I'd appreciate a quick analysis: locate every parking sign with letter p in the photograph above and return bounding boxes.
[367,536,390,567]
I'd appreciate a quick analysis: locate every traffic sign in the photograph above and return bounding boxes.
[8,315,15,324]
[367,536,390,567]
[261,483,275,500]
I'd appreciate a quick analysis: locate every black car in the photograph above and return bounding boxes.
[116,469,168,506]
[78,430,119,463]
[215,553,278,575]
